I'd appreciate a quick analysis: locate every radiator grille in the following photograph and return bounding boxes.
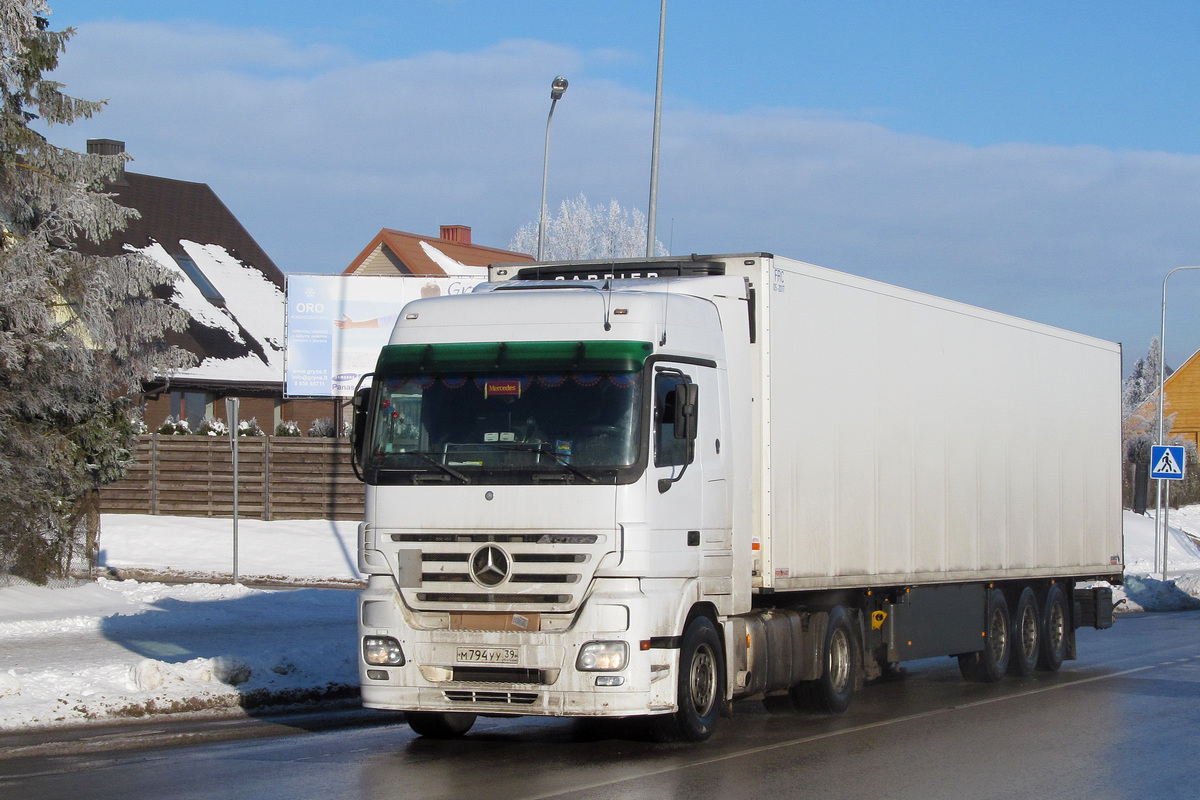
[451,666,547,684]
[444,689,540,705]
[388,528,613,613]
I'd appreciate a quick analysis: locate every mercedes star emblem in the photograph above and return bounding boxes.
[470,545,510,587]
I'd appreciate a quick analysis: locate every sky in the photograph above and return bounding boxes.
[37,1,1200,373]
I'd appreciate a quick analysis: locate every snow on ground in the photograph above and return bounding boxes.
[96,514,363,586]
[1,509,1200,732]
[1114,508,1200,612]
[0,514,363,731]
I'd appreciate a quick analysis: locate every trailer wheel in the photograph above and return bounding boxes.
[1038,583,1068,672]
[654,616,724,742]
[958,587,1010,682]
[405,711,476,738]
[1008,586,1040,677]
[799,606,859,714]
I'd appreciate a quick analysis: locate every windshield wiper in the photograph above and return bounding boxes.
[509,444,598,484]
[409,451,471,484]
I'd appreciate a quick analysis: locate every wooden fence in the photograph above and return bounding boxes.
[100,435,364,520]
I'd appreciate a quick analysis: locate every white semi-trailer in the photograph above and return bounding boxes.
[351,253,1121,741]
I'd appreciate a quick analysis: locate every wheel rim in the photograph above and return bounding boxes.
[829,628,851,693]
[1019,605,1038,659]
[989,606,1008,661]
[1046,600,1065,656]
[689,642,718,717]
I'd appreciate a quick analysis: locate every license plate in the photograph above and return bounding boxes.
[455,647,519,665]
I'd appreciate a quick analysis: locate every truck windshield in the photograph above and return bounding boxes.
[364,340,651,485]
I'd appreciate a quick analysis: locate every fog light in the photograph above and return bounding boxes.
[366,669,390,681]
[595,675,624,686]
[576,641,628,671]
[363,636,405,666]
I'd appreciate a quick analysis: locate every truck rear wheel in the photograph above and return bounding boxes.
[1038,583,1068,672]
[405,711,476,738]
[958,587,1010,682]
[654,616,724,742]
[1008,586,1040,676]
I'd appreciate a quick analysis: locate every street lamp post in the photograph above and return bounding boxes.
[1155,265,1200,579]
[645,0,666,257]
[538,76,568,261]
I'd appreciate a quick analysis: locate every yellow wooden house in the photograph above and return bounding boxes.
[1151,349,1200,445]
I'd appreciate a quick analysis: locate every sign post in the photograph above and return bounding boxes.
[1151,444,1185,581]
[226,397,240,585]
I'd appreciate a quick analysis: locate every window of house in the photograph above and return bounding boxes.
[172,253,225,306]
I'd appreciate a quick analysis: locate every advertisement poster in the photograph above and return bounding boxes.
[285,274,484,397]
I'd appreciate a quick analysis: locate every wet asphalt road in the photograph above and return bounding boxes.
[3,610,1199,800]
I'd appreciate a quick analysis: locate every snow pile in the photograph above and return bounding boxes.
[0,577,358,730]
[1113,510,1200,612]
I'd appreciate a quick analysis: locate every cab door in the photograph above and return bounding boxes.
[644,364,732,611]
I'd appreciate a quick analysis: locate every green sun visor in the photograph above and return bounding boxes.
[375,340,654,374]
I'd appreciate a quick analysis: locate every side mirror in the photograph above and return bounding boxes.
[673,382,698,441]
[350,375,374,480]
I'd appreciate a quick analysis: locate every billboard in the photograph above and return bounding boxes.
[285,274,484,397]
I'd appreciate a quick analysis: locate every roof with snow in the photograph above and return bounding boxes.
[80,165,286,391]
[344,225,533,276]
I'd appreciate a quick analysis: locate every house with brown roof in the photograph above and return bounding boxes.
[344,225,532,276]
[82,139,334,433]
[85,140,535,434]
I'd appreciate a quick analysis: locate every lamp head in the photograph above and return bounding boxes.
[551,76,568,100]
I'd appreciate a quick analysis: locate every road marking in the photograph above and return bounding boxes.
[515,664,1160,800]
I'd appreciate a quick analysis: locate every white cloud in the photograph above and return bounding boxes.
[46,20,1200,371]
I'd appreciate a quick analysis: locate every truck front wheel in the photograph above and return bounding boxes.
[405,711,476,738]
[654,616,724,742]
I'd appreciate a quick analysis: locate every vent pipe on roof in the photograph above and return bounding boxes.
[87,138,127,184]
[440,225,471,245]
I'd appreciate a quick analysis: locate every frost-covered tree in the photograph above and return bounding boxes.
[0,1,191,581]
[1122,337,1164,420]
[510,193,667,260]
[1122,339,1166,470]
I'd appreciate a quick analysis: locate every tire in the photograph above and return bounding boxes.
[1038,583,1068,672]
[792,606,859,714]
[1008,586,1040,677]
[405,711,477,738]
[958,587,1010,683]
[654,616,724,742]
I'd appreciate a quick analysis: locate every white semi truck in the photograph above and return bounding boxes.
[351,253,1122,741]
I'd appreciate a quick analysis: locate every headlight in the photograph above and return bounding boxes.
[576,641,628,671]
[363,636,405,666]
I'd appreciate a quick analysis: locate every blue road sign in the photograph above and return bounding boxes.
[1151,445,1186,480]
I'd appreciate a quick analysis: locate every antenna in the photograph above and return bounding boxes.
[660,276,670,346]
[602,279,612,331]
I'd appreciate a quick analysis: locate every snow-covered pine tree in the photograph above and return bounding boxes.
[1121,337,1163,420]
[510,193,667,260]
[0,1,191,581]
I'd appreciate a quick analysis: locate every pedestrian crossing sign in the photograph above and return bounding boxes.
[1151,445,1186,480]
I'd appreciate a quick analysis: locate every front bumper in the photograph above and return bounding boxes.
[357,576,679,718]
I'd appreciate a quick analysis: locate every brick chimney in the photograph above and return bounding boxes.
[87,138,127,184]
[439,225,471,245]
